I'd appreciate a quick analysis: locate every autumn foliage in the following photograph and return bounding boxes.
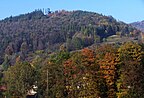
[2,42,144,98]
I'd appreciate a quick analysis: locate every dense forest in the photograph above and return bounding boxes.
[0,10,144,98]
[1,42,144,98]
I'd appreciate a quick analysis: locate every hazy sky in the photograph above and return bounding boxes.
[0,0,144,23]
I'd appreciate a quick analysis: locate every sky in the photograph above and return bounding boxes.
[0,0,144,23]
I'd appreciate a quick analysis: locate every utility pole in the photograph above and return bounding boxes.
[47,61,51,97]
[47,69,49,97]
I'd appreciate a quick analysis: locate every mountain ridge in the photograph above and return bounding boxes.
[130,20,144,32]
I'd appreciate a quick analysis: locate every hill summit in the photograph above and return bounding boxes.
[0,10,141,64]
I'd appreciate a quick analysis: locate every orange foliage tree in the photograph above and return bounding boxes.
[96,44,118,98]
[63,48,100,98]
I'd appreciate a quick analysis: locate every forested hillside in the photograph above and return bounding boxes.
[0,10,144,98]
[0,10,141,66]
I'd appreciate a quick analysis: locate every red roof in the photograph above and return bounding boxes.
[0,86,6,91]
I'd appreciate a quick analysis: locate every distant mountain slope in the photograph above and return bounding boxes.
[130,20,144,32]
[0,10,140,64]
